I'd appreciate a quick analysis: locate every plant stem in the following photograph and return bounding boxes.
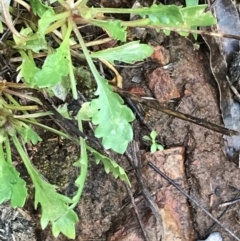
[4,104,39,111]
[46,18,68,35]
[93,6,169,14]
[5,136,12,164]
[69,118,88,209]
[13,111,53,119]
[0,142,4,163]
[72,21,101,82]
[93,7,145,14]
[22,119,76,141]
[67,19,89,207]
[4,89,42,105]
[3,93,28,115]
[66,21,78,100]
[12,135,37,183]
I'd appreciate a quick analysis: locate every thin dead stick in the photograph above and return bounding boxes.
[220,198,240,208]
[0,0,25,39]
[204,190,240,237]
[124,183,150,241]
[148,161,240,241]
[125,141,163,240]
[114,87,239,136]
[226,76,240,102]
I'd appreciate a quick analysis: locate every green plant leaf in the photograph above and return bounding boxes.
[143,135,151,141]
[157,144,164,151]
[79,102,98,121]
[150,130,157,140]
[10,173,28,207]
[12,135,78,238]
[0,21,3,33]
[91,41,154,65]
[0,145,27,207]
[38,9,58,37]
[51,81,69,101]
[180,5,217,26]
[80,6,97,19]
[90,76,134,154]
[87,146,130,185]
[34,179,78,238]
[150,143,157,153]
[186,0,199,6]
[13,28,47,52]
[29,0,51,17]
[56,103,71,119]
[34,39,70,88]
[185,0,199,40]
[18,52,40,87]
[139,4,183,25]
[90,19,127,41]
[16,123,42,144]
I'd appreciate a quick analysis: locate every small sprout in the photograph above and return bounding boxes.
[143,130,164,153]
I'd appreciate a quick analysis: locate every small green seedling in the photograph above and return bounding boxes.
[143,130,164,153]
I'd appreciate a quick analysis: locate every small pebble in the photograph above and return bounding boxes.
[198,232,222,241]
[131,75,142,83]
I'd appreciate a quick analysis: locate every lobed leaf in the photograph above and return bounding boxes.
[29,0,51,17]
[87,146,130,185]
[38,9,58,38]
[90,76,134,154]
[91,41,154,65]
[34,40,70,88]
[13,28,47,52]
[90,19,127,41]
[185,0,199,40]
[0,148,27,207]
[33,172,78,239]
[138,4,183,25]
[16,124,42,145]
[18,52,40,87]
[180,5,217,26]
[79,102,98,121]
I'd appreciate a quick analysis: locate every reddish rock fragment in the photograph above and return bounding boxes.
[146,67,180,103]
[142,147,196,241]
[107,147,196,241]
[128,87,146,96]
[151,46,170,66]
